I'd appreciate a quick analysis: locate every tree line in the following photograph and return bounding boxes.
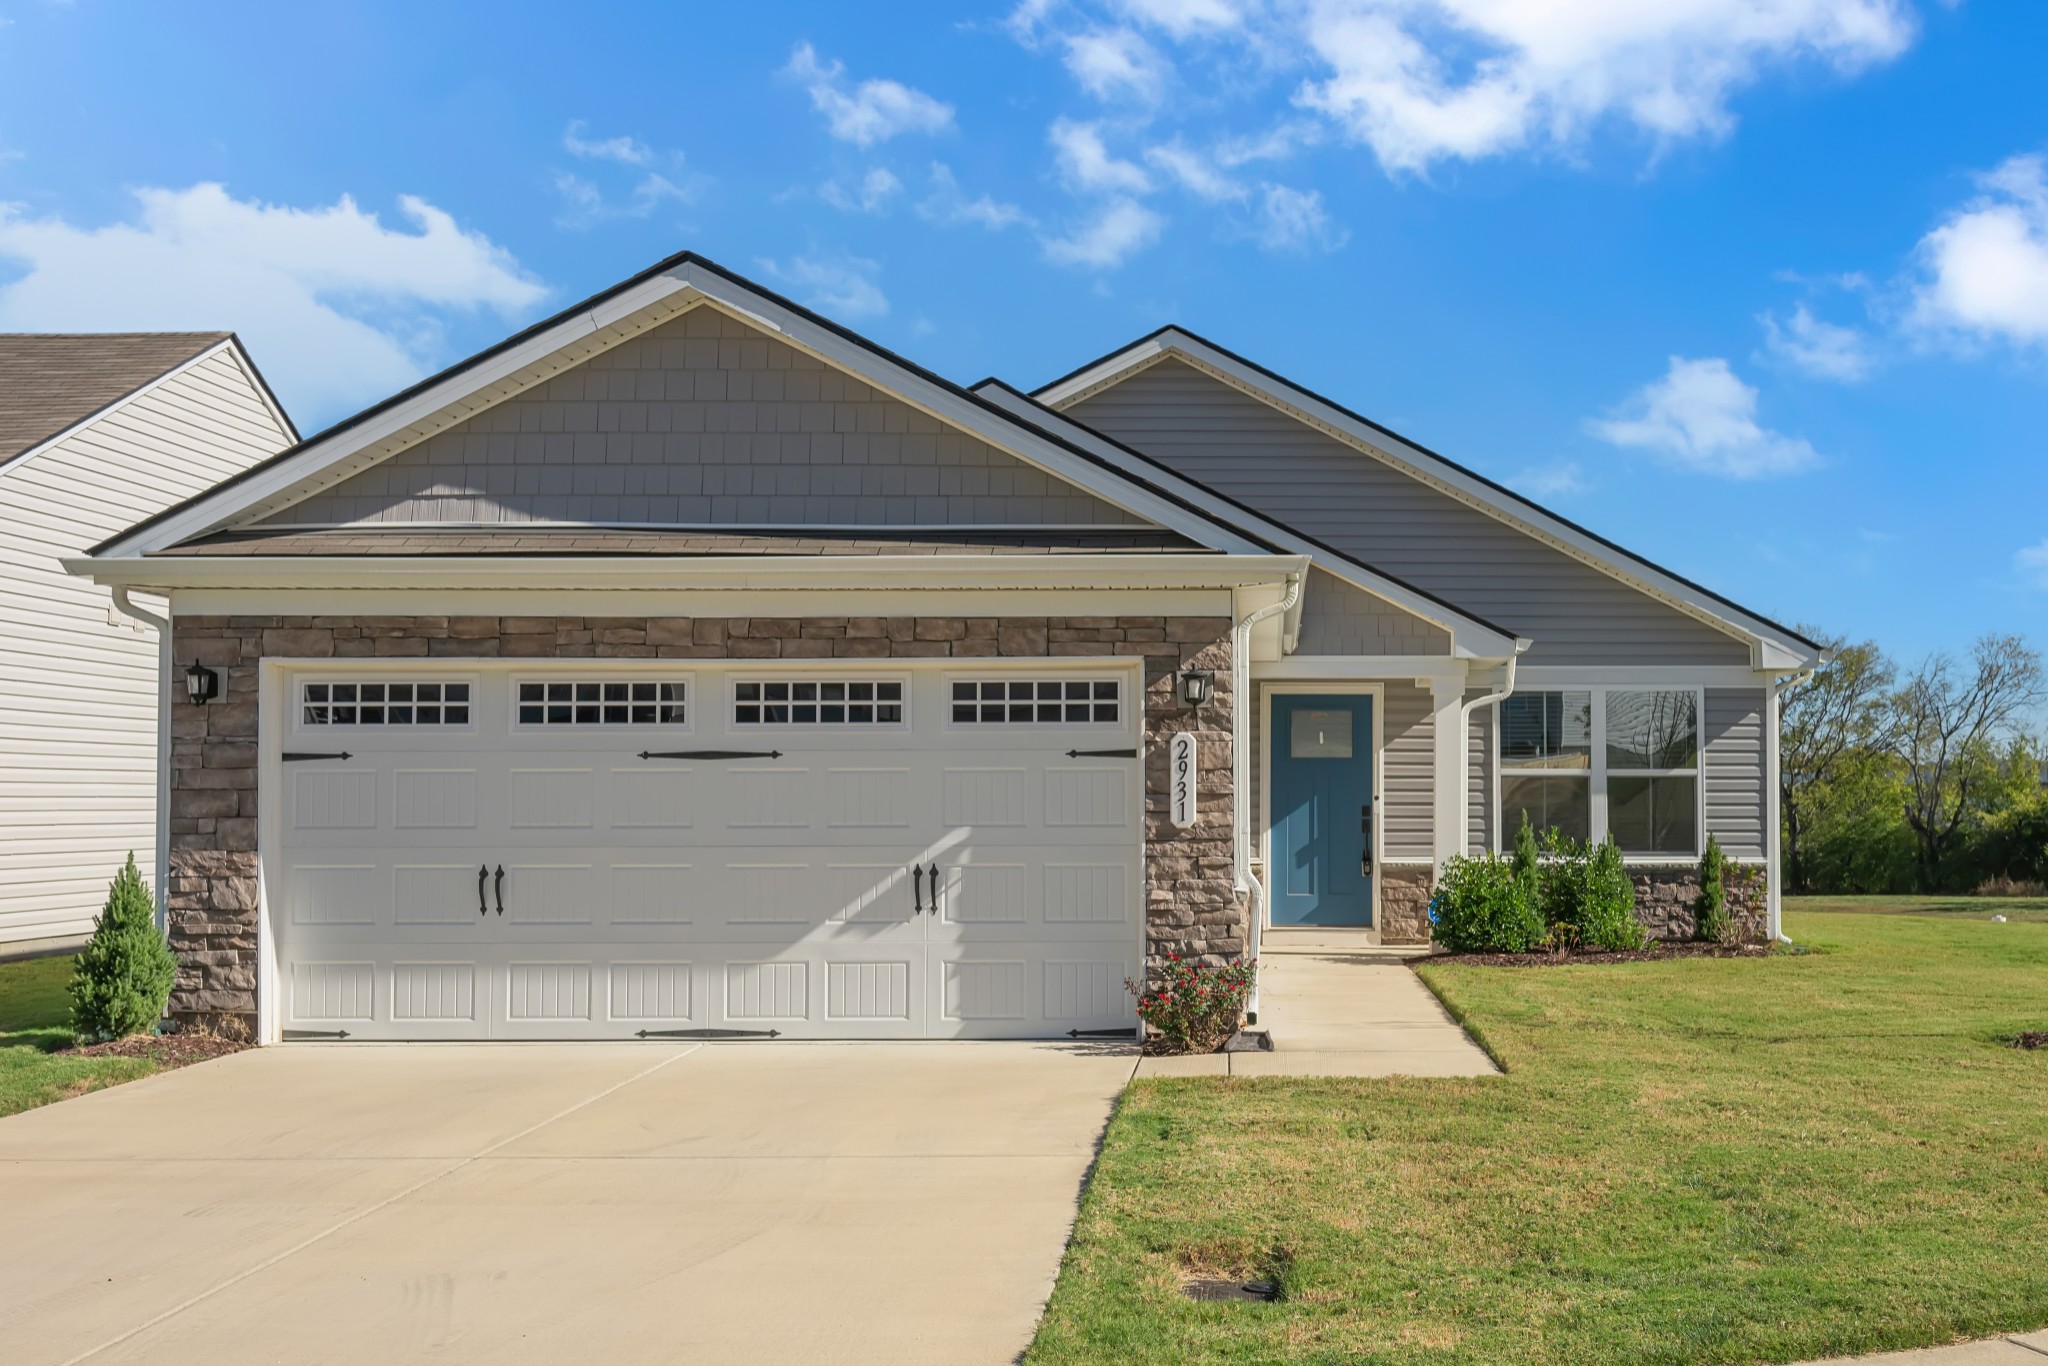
[1782,632,2047,895]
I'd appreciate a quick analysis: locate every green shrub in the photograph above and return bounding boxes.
[1537,831,1647,952]
[1431,852,1546,954]
[1127,955,1255,1054]
[1695,834,1733,944]
[1510,812,1541,917]
[69,853,177,1041]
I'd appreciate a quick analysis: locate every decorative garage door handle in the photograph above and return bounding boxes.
[477,864,488,916]
[1063,747,1139,759]
[637,749,784,761]
[926,863,940,917]
[493,865,505,917]
[912,865,925,914]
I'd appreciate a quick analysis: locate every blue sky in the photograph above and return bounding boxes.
[0,0,2042,665]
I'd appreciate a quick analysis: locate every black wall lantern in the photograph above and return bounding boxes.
[1177,665,1215,710]
[184,660,220,706]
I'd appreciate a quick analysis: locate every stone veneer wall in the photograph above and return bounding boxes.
[1373,863,1770,950]
[166,613,1239,1031]
[1379,867,1436,945]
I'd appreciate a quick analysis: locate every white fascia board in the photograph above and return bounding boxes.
[1039,329,1815,663]
[0,338,240,483]
[1515,665,1790,689]
[669,265,1268,556]
[1252,655,1469,681]
[94,274,702,558]
[972,379,1522,660]
[68,552,1308,595]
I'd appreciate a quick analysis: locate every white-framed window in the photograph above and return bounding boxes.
[731,678,906,727]
[515,678,688,728]
[300,679,473,727]
[1498,687,1701,857]
[948,678,1122,726]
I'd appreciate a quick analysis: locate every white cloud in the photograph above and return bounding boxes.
[1117,0,1242,39]
[1761,303,1872,381]
[1254,183,1346,253]
[1588,356,1818,479]
[820,167,904,215]
[2017,539,2048,591]
[916,163,1030,230]
[1050,118,1152,194]
[1062,26,1172,103]
[1511,461,1589,499]
[562,121,654,166]
[1910,154,2048,348]
[1296,0,1917,173]
[1042,197,1165,268]
[757,253,889,319]
[784,43,955,147]
[0,183,545,426]
[1146,141,1246,201]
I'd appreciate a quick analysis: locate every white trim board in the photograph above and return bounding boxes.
[1034,328,1818,668]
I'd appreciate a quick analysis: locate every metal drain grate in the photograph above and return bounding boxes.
[1181,1279,1279,1302]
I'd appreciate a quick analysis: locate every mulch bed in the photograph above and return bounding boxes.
[58,1032,249,1068]
[2015,1032,2047,1051]
[1435,942,1779,968]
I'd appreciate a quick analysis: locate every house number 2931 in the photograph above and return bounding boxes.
[1169,731,1197,829]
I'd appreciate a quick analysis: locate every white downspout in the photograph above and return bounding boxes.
[1234,571,1301,1020]
[1766,660,1821,944]
[1453,652,1520,862]
[110,586,172,927]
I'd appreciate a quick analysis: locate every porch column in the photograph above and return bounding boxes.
[1430,675,1467,869]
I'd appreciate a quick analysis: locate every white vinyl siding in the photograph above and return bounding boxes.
[0,347,291,943]
[1067,359,1752,666]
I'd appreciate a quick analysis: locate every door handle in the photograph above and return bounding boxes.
[912,864,925,915]
[477,865,488,916]
[494,864,506,917]
[1361,804,1375,877]
[927,864,941,918]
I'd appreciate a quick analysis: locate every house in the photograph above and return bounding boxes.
[69,253,1818,1042]
[0,334,293,953]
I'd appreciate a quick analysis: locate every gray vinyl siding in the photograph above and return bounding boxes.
[1069,359,1750,665]
[1467,698,1492,856]
[264,308,1142,529]
[1295,567,1450,655]
[1703,688,1767,861]
[1381,681,1435,862]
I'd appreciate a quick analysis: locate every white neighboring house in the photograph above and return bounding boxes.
[0,334,294,951]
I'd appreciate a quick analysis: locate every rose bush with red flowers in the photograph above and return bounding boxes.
[1124,954,1256,1054]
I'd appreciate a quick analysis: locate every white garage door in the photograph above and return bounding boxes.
[272,662,1143,1041]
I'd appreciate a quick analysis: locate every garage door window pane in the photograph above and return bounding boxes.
[950,679,1120,725]
[516,680,686,727]
[734,680,905,726]
[303,679,470,727]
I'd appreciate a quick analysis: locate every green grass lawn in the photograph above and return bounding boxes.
[1788,893,2048,923]
[1028,911,2048,1365]
[0,955,154,1119]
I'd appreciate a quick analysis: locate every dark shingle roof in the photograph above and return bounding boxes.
[0,333,230,466]
[150,526,1212,558]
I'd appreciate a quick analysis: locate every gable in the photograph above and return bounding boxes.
[1066,358,1749,666]
[1295,567,1451,656]
[0,332,232,468]
[252,307,1144,531]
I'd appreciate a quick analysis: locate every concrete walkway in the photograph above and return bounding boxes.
[0,1040,1134,1366]
[1804,1334,2048,1364]
[1136,929,1499,1078]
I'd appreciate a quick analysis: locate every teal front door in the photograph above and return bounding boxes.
[1269,694,1375,926]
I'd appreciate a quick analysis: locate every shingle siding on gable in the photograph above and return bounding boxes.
[1067,358,1750,665]
[1295,567,1451,656]
[262,308,1144,529]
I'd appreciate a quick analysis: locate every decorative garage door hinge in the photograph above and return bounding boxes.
[1066,1027,1139,1039]
[281,751,352,762]
[283,1029,352,1040]
[633,1027,783,1039]
[637,750,783,761]
[1063,748,1139,759]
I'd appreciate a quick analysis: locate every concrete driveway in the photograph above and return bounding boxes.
[0,1041,1134,1366]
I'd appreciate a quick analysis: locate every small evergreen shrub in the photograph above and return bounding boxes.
[1127,955,1256,1053]
[69,853,178,1041]
[1695,834,1733,944]
[1510,812,1541,917]
[1430,852,1546,954]
[1537,831,1647,952]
